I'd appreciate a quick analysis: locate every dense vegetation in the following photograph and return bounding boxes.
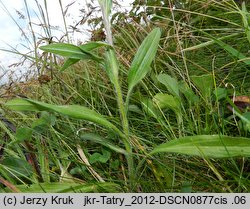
[0,0,250,192]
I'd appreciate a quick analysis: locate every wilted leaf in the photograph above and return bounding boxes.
[227,95,250,113]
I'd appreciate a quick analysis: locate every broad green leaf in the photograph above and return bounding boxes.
[40,43,103,63]
[60,42,109,71]
[80,133,128,155]
[151,135,250,158]
[4,99,38,111]
[157,74,180,97]
[191,74,214,98]
[153,93,182,125]
[5,99,122,137]
[90,149,111,164]
[153,93,181,115]
[128,104,143,115]
[213,88,227,100]
[69,166,86,175]
[127,28,161,96]
[1,157,33,177]
[40,43,89,59]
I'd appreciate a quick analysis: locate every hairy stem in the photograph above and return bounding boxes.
[98,0,135,189]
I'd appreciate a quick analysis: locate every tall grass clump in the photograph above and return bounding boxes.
[1,0,250,192]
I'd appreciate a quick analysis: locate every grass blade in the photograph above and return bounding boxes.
[60,58,80,71]
[151,135,250,158]
[80,133,128,155]
[240,2,250,44]
[197,29,250,66]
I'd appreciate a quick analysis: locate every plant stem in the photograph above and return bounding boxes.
[107,49,135,189]
[99,0,135,189]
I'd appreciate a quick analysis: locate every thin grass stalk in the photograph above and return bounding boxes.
[0,0,31,45]
[58,0,70,43]
[43,0,52,38]
[167,0,191,86]
[23,0,39,74]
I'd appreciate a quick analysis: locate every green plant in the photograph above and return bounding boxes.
[3,0,250,192]
[5,0,161,190]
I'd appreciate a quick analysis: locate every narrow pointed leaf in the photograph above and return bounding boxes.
[79,41,110,51]
[40,43,88,59]
[61,58,80,71]
[5,99,122,136]
[40,43,104,63]
[127,28,161,95]
[60,42,109,71]
[151,135,250,158]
